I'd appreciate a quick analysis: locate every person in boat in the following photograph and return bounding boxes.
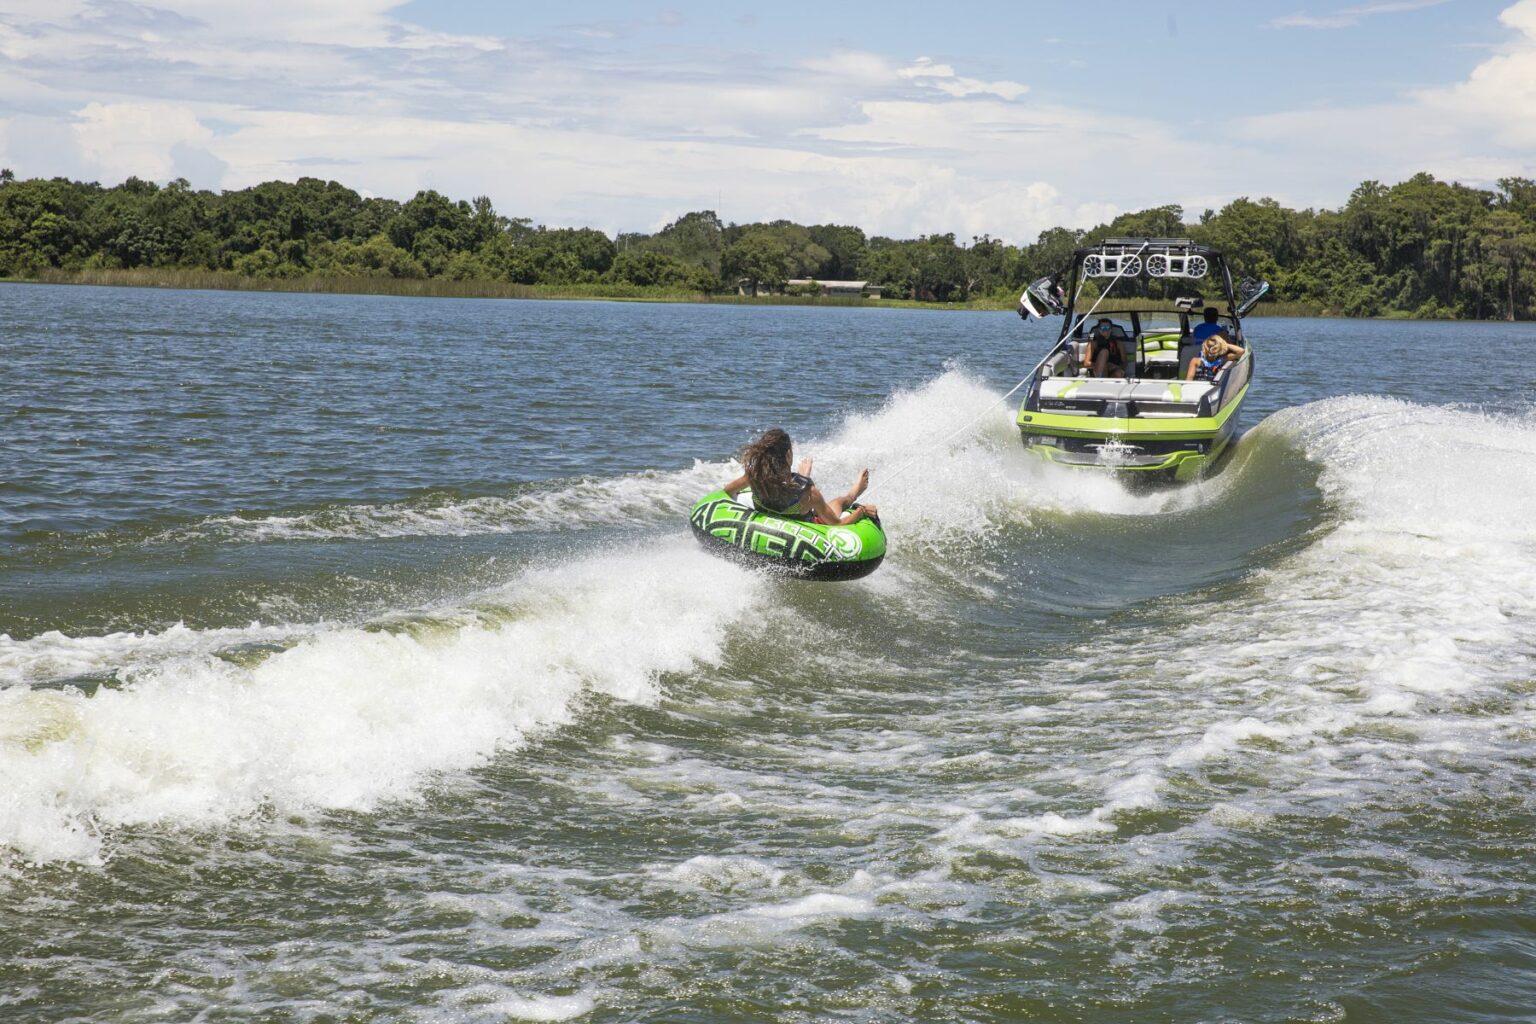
[723,428,878,524]
[1185,307,1244,381]
[1086,318,1128,378]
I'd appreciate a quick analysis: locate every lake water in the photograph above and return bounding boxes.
[2,283,1534,1023]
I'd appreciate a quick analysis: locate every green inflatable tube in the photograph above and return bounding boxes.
[688,489,887,581]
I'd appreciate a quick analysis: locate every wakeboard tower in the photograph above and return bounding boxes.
[1016,238,1269,483]
[689,489,886,581]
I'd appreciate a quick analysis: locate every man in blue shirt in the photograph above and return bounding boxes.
[1192,306,1229,343]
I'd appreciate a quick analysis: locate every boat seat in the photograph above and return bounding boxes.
[1140,332,1182,353]
[1178,339,1201,379]
[1074,327,1135,375]
[1038,377,1216,405]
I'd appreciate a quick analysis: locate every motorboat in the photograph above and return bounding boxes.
[1015,238,1268,483]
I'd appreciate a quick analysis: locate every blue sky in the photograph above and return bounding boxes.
[399,0,1499,111]
[1,1,1532,242]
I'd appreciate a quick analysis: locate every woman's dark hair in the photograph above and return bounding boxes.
[741,428,795,505]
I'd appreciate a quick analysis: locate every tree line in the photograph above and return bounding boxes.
[0,167,1532,319]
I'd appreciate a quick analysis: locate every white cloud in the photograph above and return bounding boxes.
[141,0,498,49]
[898,58,956,79]
[0,0,1531,243]
[72,101,215,183]
[1270,0,1447,30]
[1413,0,1536,146]
[898,57,1029,101]
[1241,0,1536,191]
[801,49,896,84]
[189,107,1103,243]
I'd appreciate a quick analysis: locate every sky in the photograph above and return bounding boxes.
[1,0,1534,243]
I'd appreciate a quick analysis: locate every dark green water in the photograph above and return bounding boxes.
[2,283,1534,1022]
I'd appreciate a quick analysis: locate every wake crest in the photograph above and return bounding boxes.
[11,376,1521,866]
[0,544,760,864]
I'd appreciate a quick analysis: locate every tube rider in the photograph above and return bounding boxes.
[723,428,877,525]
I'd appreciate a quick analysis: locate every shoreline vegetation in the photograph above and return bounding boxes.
[1,169,1531,319]
[8,266,1327,317]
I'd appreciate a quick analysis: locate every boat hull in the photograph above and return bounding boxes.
[1018,380,1249,483]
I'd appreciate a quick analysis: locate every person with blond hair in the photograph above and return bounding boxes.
[1186,307,1244,381]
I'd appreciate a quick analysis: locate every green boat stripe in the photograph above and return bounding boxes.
[1018,381,1249,439]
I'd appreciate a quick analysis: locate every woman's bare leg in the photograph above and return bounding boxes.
[844,468,869,503]
[825,469,869,519]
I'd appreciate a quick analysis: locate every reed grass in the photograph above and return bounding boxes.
[9,267,1332,316]
[9,268,937,309]
[18,267,714,302]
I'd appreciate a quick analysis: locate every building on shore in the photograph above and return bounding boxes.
[784,279,883,298]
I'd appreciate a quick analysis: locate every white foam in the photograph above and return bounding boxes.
[1242,396,1536,707]
[419,967,598,1024]
[653,891,878,949]
[1165,716,1308,769]
[155,463,734,545]
[653,854,792,893]
[0,622,306,689]
[836,395,1536,869]
[742,892,873,921]
[451,990,595,1023]
[998,769,1163,838]
[1102,889,1191,935]
[0,539,760,864]
[1000,396,1536,845]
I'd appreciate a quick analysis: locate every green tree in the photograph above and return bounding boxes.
[1476,208,1536,320]
[721,232,791,295]
[1098,204,1185,241]
[634,210,726,273]
[1017,226,1085,284]
[607,250,717,290]
[1289,237,1381,316]
[860,237,916,298]
[962,234,1012,299]
[807,224,867,280]
[482,226,616,284]
[313,233,426,278]
[909,233,965,301]
[0,177,97,272]
[1199,197,1304,280]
